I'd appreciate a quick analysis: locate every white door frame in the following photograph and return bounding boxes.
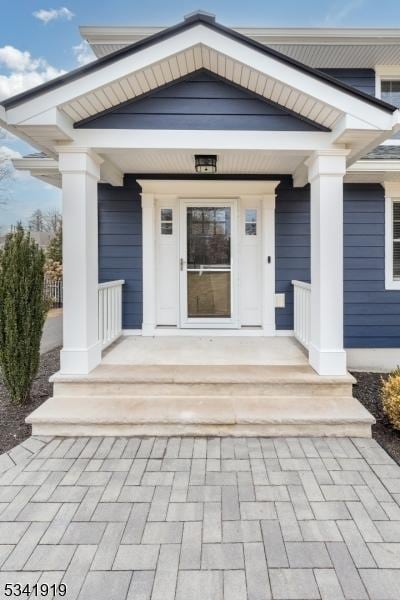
[179,198,238,329]
[138,179,279,336]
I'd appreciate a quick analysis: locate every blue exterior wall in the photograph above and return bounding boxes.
[274,181,400,348]
[275,181,310,330]
[98,180,143,329]
[344,184,400,348]
[319,69,376,96]
[78,70,324,131]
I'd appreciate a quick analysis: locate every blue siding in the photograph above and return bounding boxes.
[344,184,400,348]
[275,181,310,330]
[79,70,323,131]
[275,182,400,348]
[98,180,143,329]
[319,69,376,96]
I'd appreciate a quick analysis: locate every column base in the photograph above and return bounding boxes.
[309,343,347,376]
[60,341,102,375]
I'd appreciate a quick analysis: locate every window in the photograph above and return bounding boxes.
[393,202,400,280]
[160,208,173,235]
[381,80,400,108]
[385,195,400,290]
[245,209,257,235]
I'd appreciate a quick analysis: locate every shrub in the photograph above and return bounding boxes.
[46,227,62,264]
[44,258,63,280]
[381,367,400,430]
[0,225,47,404]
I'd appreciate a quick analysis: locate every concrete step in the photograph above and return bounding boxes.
[27,394,374,437]
[51,365,355,398]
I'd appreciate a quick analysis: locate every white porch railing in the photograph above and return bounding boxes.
[292,280,311,350]
[98,280,125,350]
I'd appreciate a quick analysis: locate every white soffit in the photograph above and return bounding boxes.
[105,149,306,174]
[81,25,400,68]
[60,42,342,129]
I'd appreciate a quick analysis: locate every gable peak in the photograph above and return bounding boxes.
[183,10,216,24]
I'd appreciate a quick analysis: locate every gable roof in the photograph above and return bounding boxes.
[0,11,396,113]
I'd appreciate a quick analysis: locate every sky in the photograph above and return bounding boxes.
[1,0,400,229]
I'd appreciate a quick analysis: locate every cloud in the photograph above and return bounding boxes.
[324,0,365,25]
[33,7,74,24]
[73,41,95,66]
[0,145,22,161]
[0,45,65,100]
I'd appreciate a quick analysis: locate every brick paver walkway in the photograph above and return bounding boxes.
[1,437,400,599]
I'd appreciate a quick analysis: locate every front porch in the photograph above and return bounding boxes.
[26,335,373,437]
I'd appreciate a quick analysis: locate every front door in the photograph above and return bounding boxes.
[180,200,237,328]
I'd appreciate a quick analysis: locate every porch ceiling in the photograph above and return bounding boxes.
[104,148,306,175]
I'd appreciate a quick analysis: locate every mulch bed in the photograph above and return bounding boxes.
[352,371,400,465]
[0,347,60,454]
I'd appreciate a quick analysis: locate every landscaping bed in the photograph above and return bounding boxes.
[0,347,60,454]
[352,371,400,464]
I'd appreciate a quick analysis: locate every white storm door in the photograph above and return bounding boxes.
[179,200,238,328]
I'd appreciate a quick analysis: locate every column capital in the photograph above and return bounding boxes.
[56,147,103,179]
[383,181,400,197]
[306,149,350,182]
[140,192,155,208]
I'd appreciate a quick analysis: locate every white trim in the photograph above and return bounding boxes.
[126,327,283,337]
[82,25,400,46]
[137,179,280,196]
[141,192,156,333]
[121,329,143,335]
[261,194,276,335]
[384,182,400,290]
[347,348,400,372]
[291,279,311,291]
[74,130,332,151]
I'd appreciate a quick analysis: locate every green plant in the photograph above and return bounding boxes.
[0,225,47,404]
[46,227,62,264]
[381,367,400,430]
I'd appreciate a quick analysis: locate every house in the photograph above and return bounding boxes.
[1,11,400,437]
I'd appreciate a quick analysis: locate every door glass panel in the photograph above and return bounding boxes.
[187,207,231,268]
[187,272,231,317]
[186,206,231,319]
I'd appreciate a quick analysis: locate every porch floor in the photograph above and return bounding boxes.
[102,335,309,366]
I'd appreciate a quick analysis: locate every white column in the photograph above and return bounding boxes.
[58,147,103,374]
[141,192,156,334]
[307,149,349,376]
[261,194,276,335]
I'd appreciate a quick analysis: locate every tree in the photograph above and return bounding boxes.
[46,227,62,264]
[0,129,14,206]
[28,209,45,232]
[43,209,62,233]
[0,225,47,404]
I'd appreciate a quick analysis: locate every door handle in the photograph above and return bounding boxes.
[180,258,186,271]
